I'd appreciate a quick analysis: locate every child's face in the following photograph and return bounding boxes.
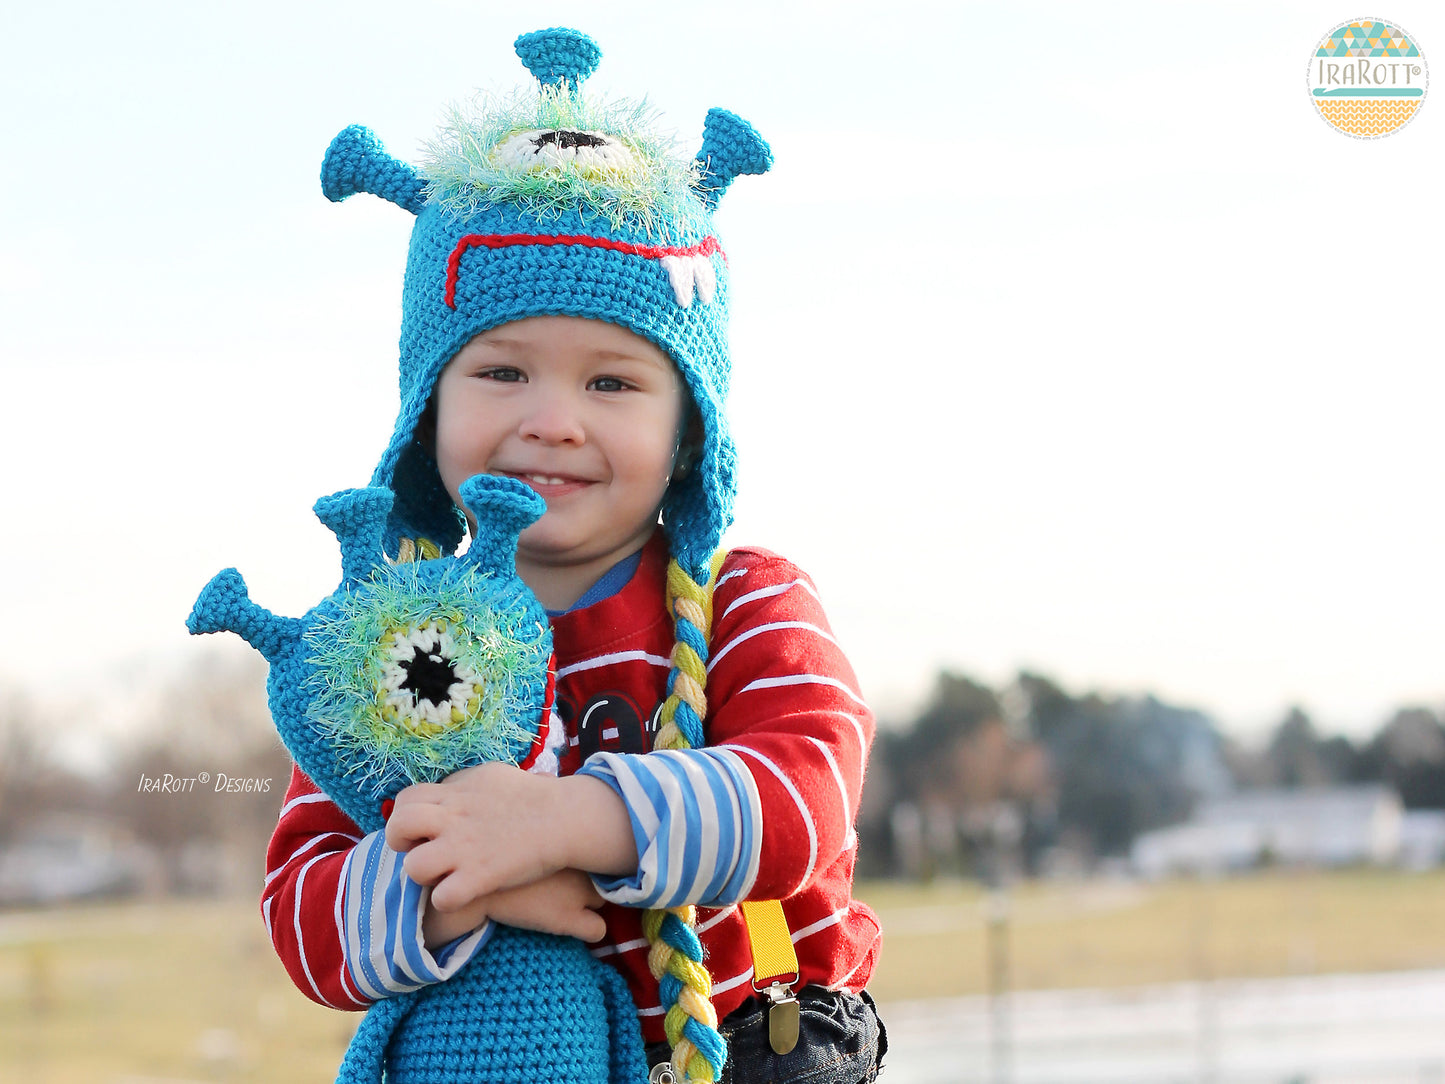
[434,315,688,592]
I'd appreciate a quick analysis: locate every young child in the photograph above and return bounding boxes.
[262,28,885,1084]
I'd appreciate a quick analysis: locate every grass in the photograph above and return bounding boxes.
[855,867,1445,1001]
[0,899,355,1083]
[2,869,1444,1082]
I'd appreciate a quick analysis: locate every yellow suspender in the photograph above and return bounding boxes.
[705,554,802,1055]
[740,899,799,985]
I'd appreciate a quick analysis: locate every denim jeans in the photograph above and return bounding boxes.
[646,987,888,1084]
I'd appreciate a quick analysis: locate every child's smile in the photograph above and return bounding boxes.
[433,315,689,609]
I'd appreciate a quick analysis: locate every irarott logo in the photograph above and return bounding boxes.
[1309,19,1428,138]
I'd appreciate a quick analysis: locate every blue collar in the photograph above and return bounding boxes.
[545,548,645,617]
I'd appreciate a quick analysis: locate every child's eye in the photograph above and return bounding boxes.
[478,367,524,382]
[589,376,630,392]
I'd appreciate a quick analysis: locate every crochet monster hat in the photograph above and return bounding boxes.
[323,26,772,584]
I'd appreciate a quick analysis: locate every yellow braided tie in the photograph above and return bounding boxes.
[646,554,727,1082]
[676,985,719,1026]
[670,638,708,683]
[391,537,441,565]
[672,594,708,633]
[669,670,707,716]
[666,558,716,629]
[673,1041,707,1083]
[654,720,685,750]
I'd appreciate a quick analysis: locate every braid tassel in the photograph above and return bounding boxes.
[645,555,726,1083]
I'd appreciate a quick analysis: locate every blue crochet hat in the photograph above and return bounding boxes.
[323,27,772,582]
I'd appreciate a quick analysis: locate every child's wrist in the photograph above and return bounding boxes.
[554,774,637,877]
[421,894,488,950]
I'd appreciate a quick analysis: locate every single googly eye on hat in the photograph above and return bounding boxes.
[493,128,640,179]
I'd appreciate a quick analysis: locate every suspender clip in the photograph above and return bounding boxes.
[758,977,800,1055]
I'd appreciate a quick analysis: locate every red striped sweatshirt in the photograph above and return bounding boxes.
[262,534,881,1041]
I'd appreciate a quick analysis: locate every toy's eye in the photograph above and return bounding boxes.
[494,128,639,179]
[380,621,481,738]
[397,642,458,709]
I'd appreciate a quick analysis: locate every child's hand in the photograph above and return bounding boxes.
[386,761,637,913]
[481,869,609,942]
[419,869,607,948]
[420,894,491,950]
[389,762,565,909]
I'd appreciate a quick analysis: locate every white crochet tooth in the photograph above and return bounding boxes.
[659,255,695,308]
[692,254,716,304]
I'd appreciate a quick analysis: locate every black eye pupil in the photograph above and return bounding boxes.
[399,643,457,706]
[531,129,609,151]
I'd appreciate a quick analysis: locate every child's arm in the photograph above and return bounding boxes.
[577,550,872,908]
[266,764,615,1006]
[265,764,495,1006]
[263,765,375,1008]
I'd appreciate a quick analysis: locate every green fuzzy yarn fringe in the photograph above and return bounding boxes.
[303,562,549,796]
[419,83,709,243]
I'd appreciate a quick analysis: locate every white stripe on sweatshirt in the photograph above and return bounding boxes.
[579,747,762,909]
[340,830,493,998]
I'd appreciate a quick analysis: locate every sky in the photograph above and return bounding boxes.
[1,1,1442,768]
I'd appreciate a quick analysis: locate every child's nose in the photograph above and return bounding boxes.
[518,393,585,445]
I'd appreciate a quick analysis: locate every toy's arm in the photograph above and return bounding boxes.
[264,765,493,1006]
[577,550,873,907]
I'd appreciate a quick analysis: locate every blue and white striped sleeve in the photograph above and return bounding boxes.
[340,830,494,999]
[577,748,763,909]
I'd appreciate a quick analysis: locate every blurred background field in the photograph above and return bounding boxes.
[4,870,1445,1083]
[7,655,1445,1080]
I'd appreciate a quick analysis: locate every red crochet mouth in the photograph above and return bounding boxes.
[444,232,725,309]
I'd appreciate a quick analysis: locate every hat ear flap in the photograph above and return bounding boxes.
[693,108,773,212]
[321,125,426,215]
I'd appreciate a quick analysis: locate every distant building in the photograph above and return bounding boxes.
[0,816,158,906]
[1399,809,1445,870]
[1131,785,1404,878]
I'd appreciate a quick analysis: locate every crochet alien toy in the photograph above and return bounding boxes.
[187,475,649,1084]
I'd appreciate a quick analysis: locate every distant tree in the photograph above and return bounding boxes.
[1266,707,1328,788]
[1219,733,1273,788]
[1015,672,1073,745]
[869,672,1056,878]
[1316,734,1362,785]
[103,650,291,890]
[1017,677,1227,858]
[880,673,1002,802]
[1362,708,1445,809]
[0,692,99,843]
[0,692,49,842]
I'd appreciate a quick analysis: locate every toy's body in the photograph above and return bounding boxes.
[188,473,648,1084]
[340,924,644,1084]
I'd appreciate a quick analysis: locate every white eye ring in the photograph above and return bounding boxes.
[494,128,639,178]
[378,619,480,735]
